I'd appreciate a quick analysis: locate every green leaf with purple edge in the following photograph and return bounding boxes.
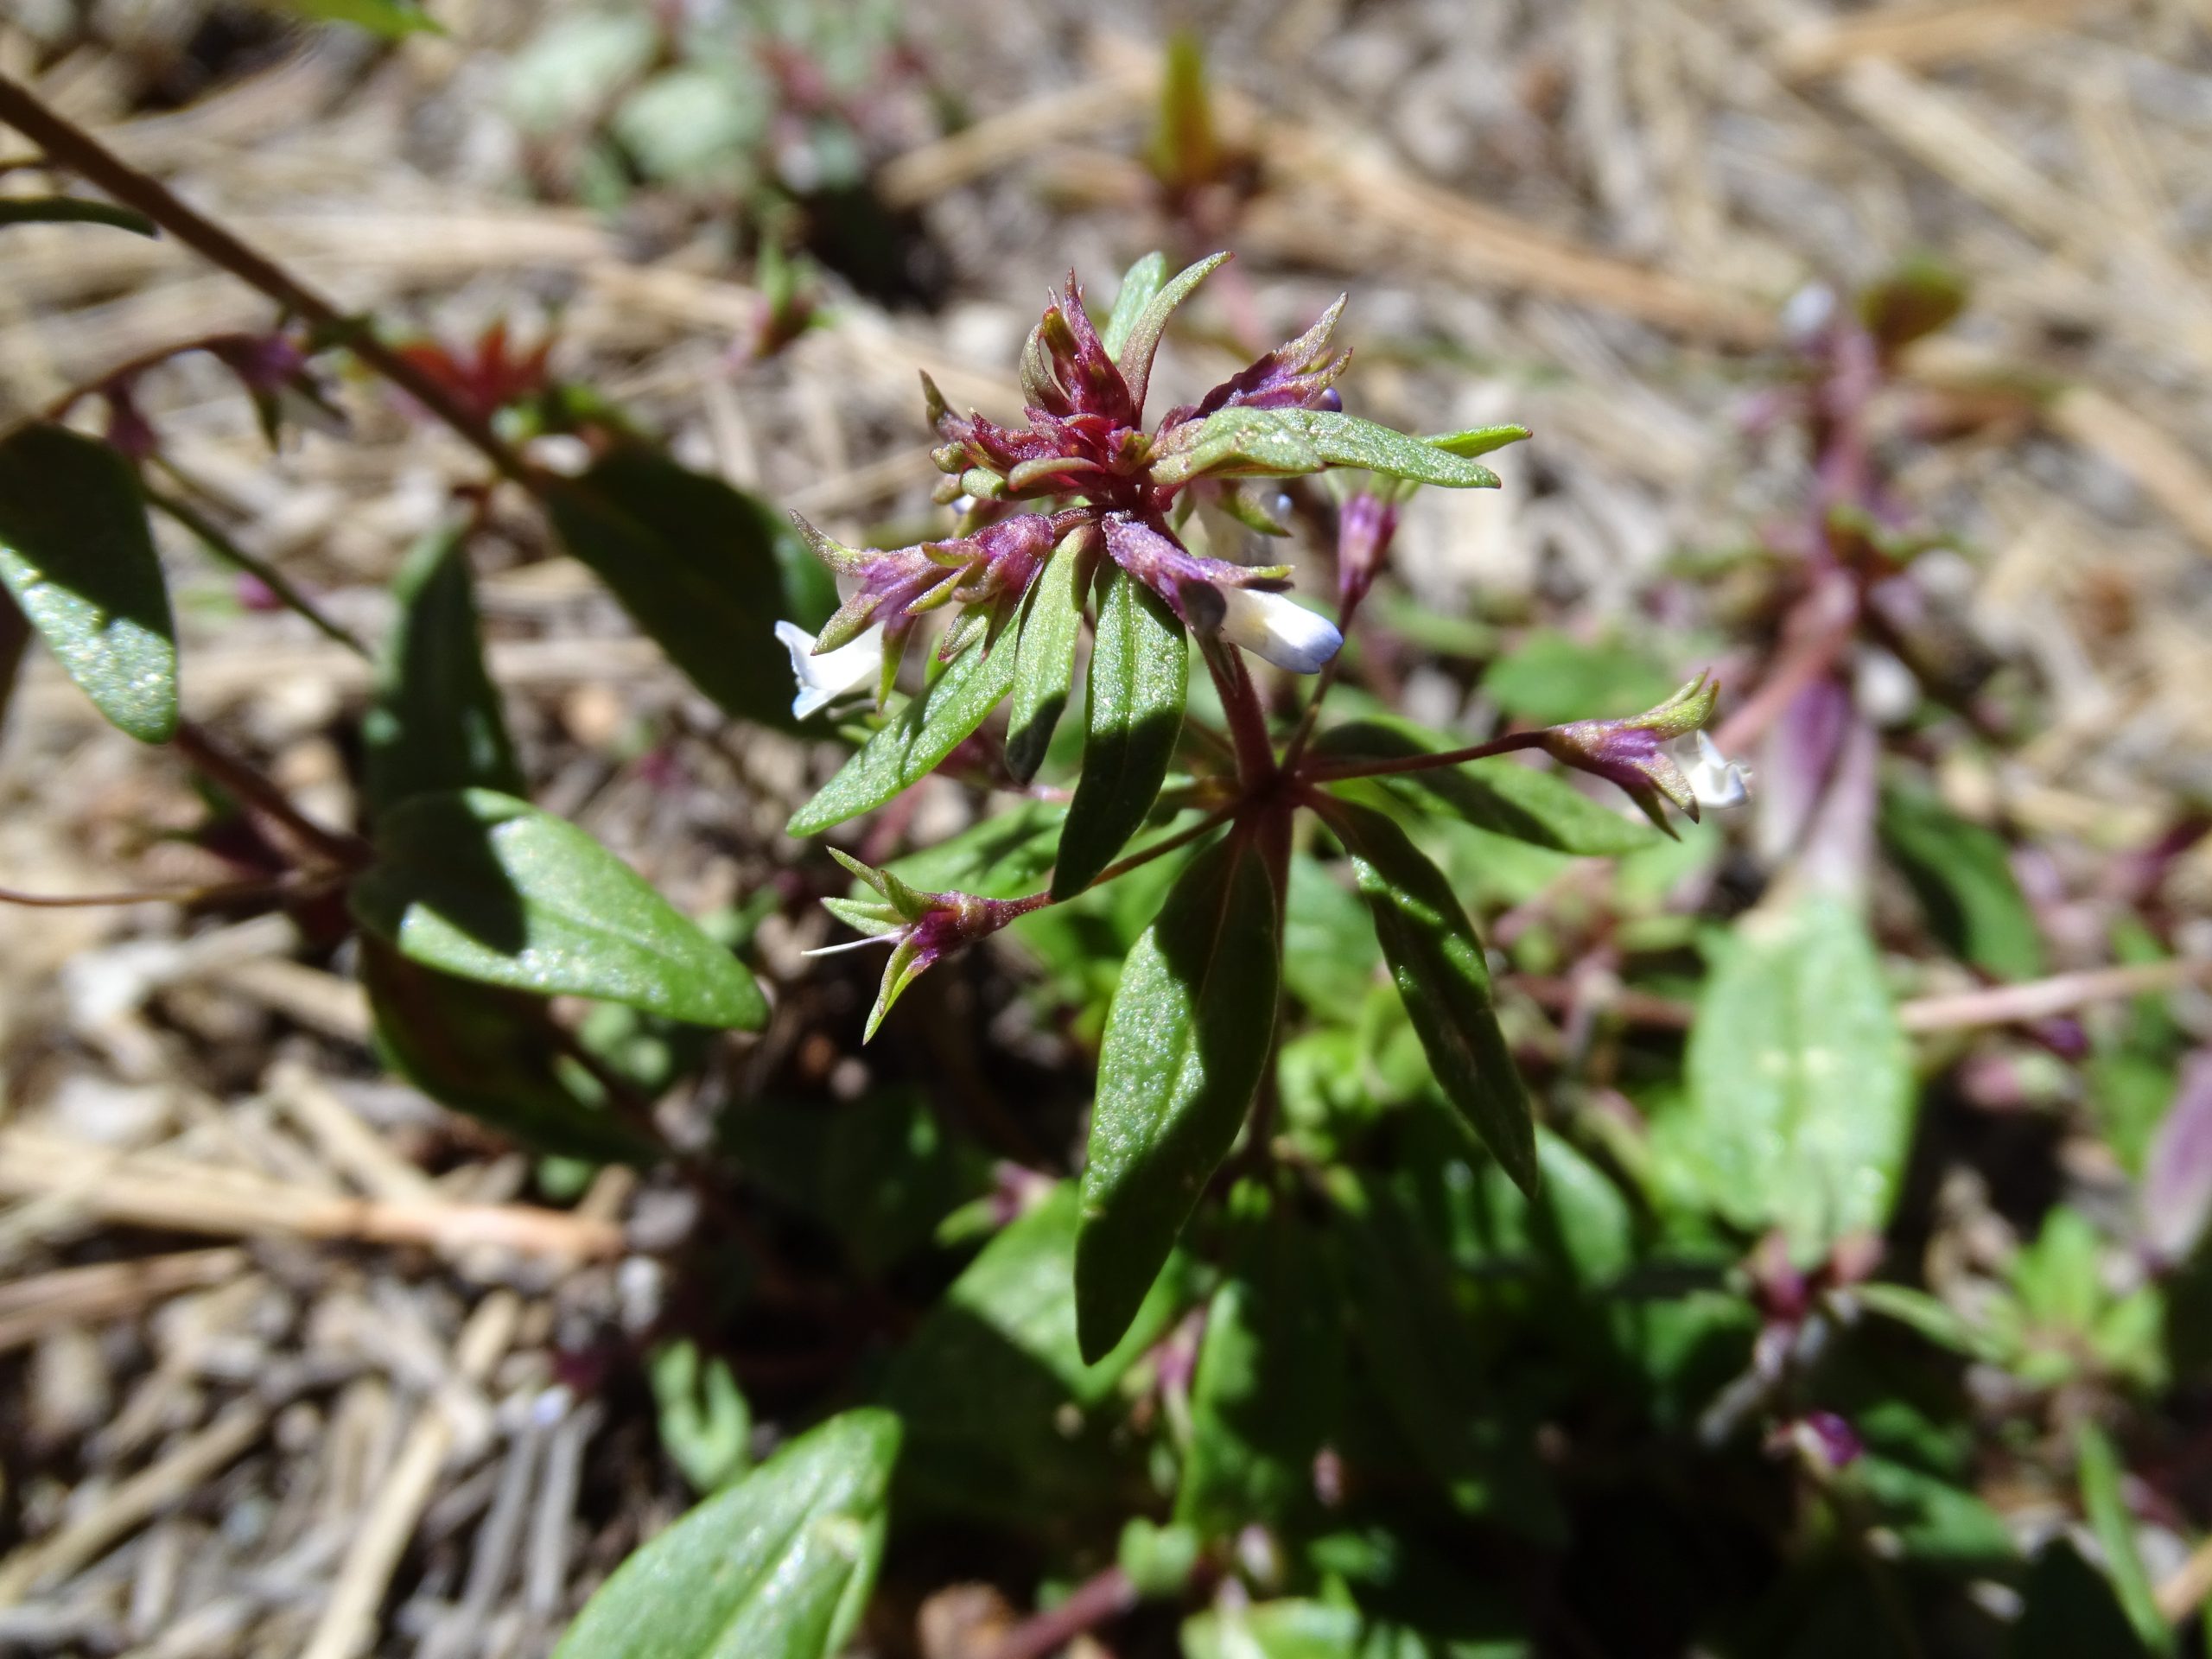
[551,1408,899,1659]
[1332,801,1538,1197]
[1100,251,1168,359]
[352,788,766,1029]
[1114,251,1230,416]
[0,423,177,744]
[1075,835,1280,1363]
[786,631,1019,836]
[1052,563,1188,899]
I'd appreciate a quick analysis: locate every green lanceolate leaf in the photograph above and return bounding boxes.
[352,788,766,1028]
[0,197,158,236]
[1334,802,1537,1197]
[361,524,523,817]
[1315,716,1653,856]
[1100,251,1169,358]
[1150,408,1508,490]
[360,939,658,1164]
[0,423,176,743]
[1115,251,1231,416]
[548,448,803,729]
[1673,895,1911,1259]
[1423,423,1533,461]
[1051,564,1186,899]
[1004,528,1090,784]
[1076,836,1281,1362]
[1880,785,2044,981]
[787,633,1018,836]
[2076,1422,2175,1656]
[552,1408,900,1659]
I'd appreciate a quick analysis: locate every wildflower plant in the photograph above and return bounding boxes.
[779,251,1740,1359]
[19,45,2204,1655]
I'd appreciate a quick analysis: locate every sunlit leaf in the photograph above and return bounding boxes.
[1076,836,1280,1362]
[551,1408,899,1659]
[353,789,766,1028]
[0,423,176,743]
[1669,896,1912,1259]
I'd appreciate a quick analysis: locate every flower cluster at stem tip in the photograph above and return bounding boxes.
[777,254,1351,710]
[778,254,1750,1029]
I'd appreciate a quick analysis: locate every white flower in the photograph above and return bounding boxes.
[776,620,884,720]
[1215,587,1343,675]
[1686,730,1751,810]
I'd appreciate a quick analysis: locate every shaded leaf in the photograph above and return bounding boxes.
[883,1184,1185,1525]
[362,524,523,816]
[2014,1540,2156,1659]
[786,633,1018,836]
[551,1408,899,1659]
[0,423,176,743]
[1052,564,1187,897]
[1482,630,1675,727]
[1334,802,1537,1197]
[1332,1169,1562,1540]
[1004,528,1089,783]
[1881,785,2044,981]
[0,197,156,236]
[1671,896,1912,1258]
[0,589,26,737]
[1076,836,1280,1362]
[1315,716,1653,855]
[882,797,1067,898]
[360,940,658,1164]
[1176,1191,1344,1536]
[548,448,801,728]
[353,789,766,1028]
[2077,1422,2174,1656]
[1283,855,1384,1010]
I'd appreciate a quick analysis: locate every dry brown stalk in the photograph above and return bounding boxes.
[0,1248,246,1353]
[0,1132,624,1262]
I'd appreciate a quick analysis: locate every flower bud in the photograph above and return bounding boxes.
[1541,672,1732,836]
[809,850,1046,1039]
[1335,491,1398,612]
